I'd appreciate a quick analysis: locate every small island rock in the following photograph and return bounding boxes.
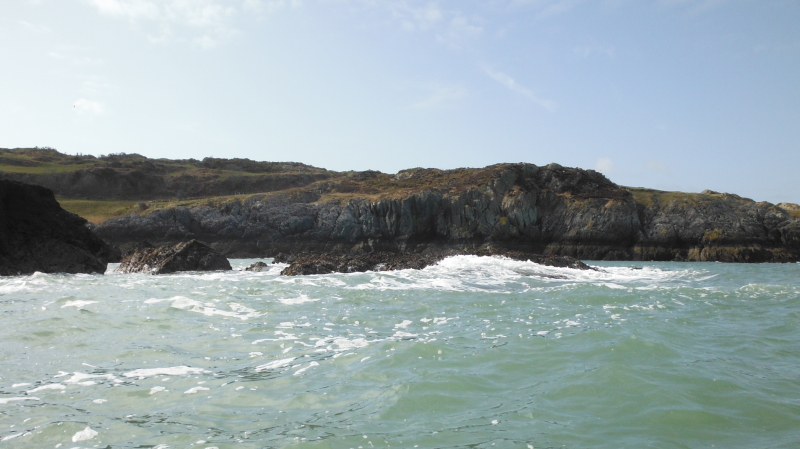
[117,240,231,274]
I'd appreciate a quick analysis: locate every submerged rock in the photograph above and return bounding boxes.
[117,240,231,274]
[0,179,114,276]
[279,248,592,276]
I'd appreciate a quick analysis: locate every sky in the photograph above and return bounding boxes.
[1,0,799,203]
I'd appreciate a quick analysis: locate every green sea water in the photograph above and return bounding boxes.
[0,257,798,448]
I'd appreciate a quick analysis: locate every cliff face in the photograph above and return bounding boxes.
[0,180,115,275]
[93,163,800,262]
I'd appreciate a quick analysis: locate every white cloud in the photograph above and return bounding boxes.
[73,98,106,115]
[595,157,614,173]
[411,85,467,109]
[483,67,556,111]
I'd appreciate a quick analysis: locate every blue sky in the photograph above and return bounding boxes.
[1,0,798,203]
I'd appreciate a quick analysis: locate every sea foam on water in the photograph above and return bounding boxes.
[0,257,798,448]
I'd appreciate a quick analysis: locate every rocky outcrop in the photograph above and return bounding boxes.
[279,247,592,276]
[92,163,800,263]
[0,180,115,275]
[116,240,231,274]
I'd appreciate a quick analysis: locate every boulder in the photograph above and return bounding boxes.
[245,261,269,272]
[0,179,114,276]
[117,240,231,274]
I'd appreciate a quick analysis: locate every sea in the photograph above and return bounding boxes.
[0,257,798,449]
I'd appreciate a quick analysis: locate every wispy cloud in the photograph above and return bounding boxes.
[500,0,583,19]
[646,159,668,172]
[595,157,614,174]
[411,85,467,109]
[85,0,245,48]
[483,67,556,111]
[658,0,728,15]
[391,1,444,32]
[19,20,51,33]
[243,0,303,15]
[73,98,106,115]
[48,46,103,66]
[436,14,482,47]
[573,43,615,58]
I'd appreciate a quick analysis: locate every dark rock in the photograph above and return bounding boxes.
[0,179,113,275]
[245,261,269,272]
[117,239,231,274]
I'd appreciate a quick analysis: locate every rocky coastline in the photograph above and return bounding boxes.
[91,163,800,263]
[2,148,798,266]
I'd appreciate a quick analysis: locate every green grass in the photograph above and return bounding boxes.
[627,187,705,208]
[58,199,144,224]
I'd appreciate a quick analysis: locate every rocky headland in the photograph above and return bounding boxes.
[0,179,116,275]
[92,163,800,263]
[3,148,799,264]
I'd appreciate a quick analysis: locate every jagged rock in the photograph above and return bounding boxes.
[280,248,592,276]
[245,261,269,272]
[0,179,114,276]
[116,240,231,274]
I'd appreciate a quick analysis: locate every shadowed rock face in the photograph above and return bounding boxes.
[92,163,800,263]
[116,240,231,274]
[0,180,114,275]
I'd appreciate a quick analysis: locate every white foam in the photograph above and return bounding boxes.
[27,383,65,393]
[350,256,708,292]
[146,296,262,320]
[255,357,296,372]
[278,295,318,305]
[293,361,319,376]
[395,320,413,329]
[64,372,117,386]
[184,386,210,394]
[392,331,417,339]
[72,426,98,442]
[123,366,207,379]
[150,386,166,394]
[61,300,97,308]
[0,397,39,405]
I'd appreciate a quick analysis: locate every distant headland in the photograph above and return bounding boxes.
[2,147,799,264]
